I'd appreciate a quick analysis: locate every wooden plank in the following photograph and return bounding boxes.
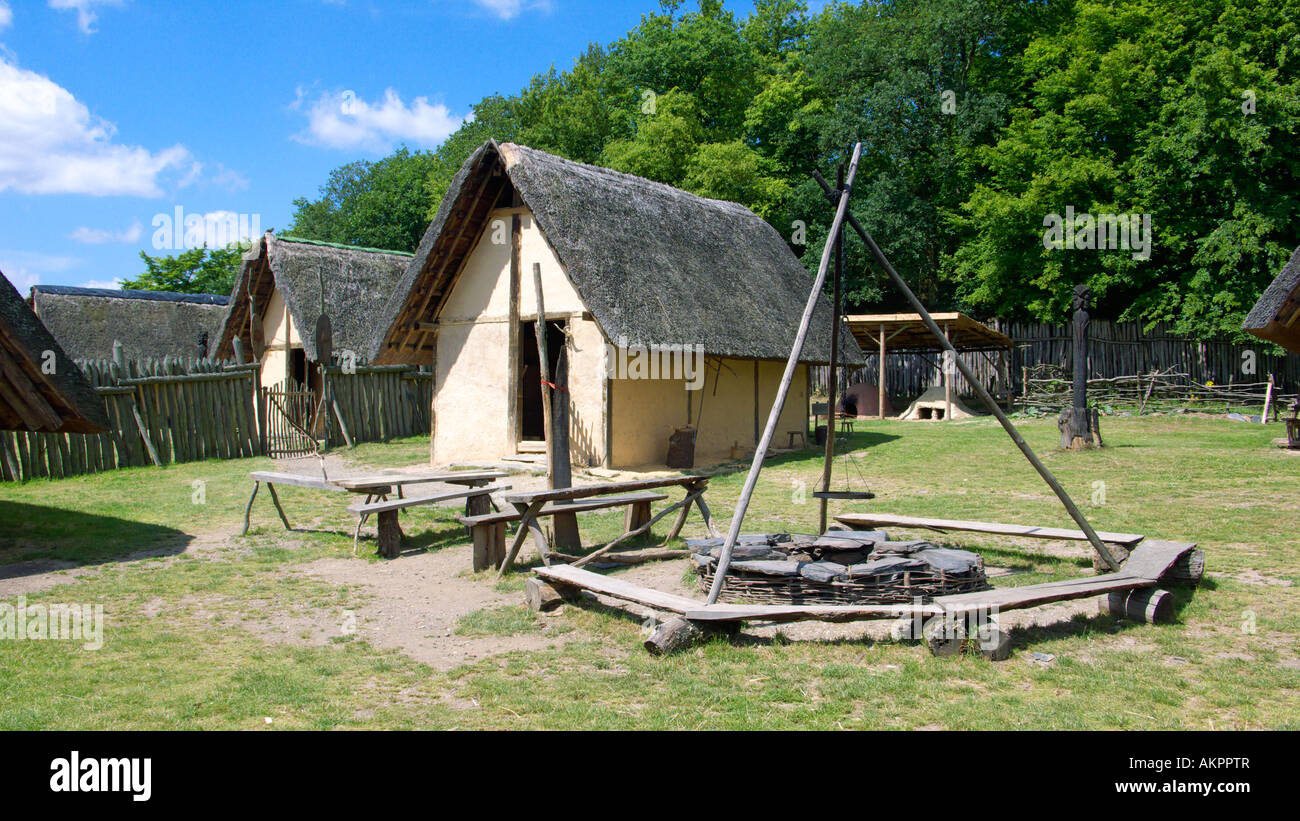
[687,602,942,623]
[835,512,1145,546]
[460,492,670,526]
[347,483,510,515]
[506,475,707,505]
[685,540,1197,623]
[248,471,346,491]
[333,469,506,490]
[534,564,701,615]
[1114,539,1198,581]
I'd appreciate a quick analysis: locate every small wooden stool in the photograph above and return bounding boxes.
[786,430,807,448]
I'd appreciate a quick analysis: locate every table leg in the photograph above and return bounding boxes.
[695,491,719,538]
[240,481,260,536]
[377,510,401,558]
[498,502,544,576]
[266,484,292,531]
[352,514,366,556]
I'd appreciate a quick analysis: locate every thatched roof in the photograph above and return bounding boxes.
[0,272,108,433]
[214,233,413,363]
[29,285,230,362]
[1243,245,1300,354]
[369,141,864,366]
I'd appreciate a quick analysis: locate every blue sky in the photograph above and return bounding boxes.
[0,0,780,294]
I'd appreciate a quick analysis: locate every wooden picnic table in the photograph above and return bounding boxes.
[241,469,508,537]
[497,475,718,575]
[333,470,507,514]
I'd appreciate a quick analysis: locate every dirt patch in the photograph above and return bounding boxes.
[0,531,239,598]
[295,545,584,670]
[1230,569,1294,587]
[0,559,88,596]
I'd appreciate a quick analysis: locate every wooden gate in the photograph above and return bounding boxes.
[262,386,318,457]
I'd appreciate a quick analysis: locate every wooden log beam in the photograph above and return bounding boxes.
[810,170,1121,572]
[708,142,863,604]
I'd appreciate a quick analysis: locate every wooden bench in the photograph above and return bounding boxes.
[348,483,511,558]
[533,538,1202,657]
[459,491,669,571]
[241,469,508,537]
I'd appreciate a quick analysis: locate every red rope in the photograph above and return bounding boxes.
[541,380,567,391]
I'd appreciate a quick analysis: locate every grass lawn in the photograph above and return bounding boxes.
[1,415,1297,730]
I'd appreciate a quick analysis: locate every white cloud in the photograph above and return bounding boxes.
[0,57,199,196]
[0,250,82,295]
[67,219,142,244]
[80,277,123,289]
[208,164,249,192]
[291,86,465,152]
[48,0,123,35]
[0,2,13,32]
[1,265,41,295]
[472,0,553,20]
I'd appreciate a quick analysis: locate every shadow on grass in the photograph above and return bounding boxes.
[0,500,193,572]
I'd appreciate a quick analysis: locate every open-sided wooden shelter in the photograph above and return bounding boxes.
[0,272,108,433]
[843,312,1013,419]
[29,285,229,362]
[368,141,862,468]
[214,233,412,394]
[1244,244,1300,354]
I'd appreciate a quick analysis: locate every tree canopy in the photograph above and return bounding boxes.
[123,246,244,296]
[284,0,1300,339]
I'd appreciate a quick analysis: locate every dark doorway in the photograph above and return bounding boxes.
[518,320,565,442]
[290,347,308,389]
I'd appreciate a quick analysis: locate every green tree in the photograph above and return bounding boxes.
[954,0,1300,336]
[123,246,244,296]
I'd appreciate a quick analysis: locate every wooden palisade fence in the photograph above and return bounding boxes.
[0,345,433,482]
[813,318,1299,402]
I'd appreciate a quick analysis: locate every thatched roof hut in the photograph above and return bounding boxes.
[29,285,229,362]
[213,233,412,370]
[368,140,862,469]
[0,272,108,433]
[370,140,861,366]
[1244,245,1300,354]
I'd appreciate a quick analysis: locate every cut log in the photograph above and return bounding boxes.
[525,577,569,612]
[973,625,1012,661]
[1161,549,1205,586]
[1104,590,1130,618]
[376,510,401,559]
[925,620,964,657]
[624,499,653,532]
[1093,542,1132,572]
[1125,588,1174,624]
[472,521,507,572]
[644,617,705,656]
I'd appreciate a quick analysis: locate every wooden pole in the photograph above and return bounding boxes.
[1060,284,1092,448]
[533,262,554,486]
[707,142,862,605]
[810,170,1120,571]
[1262,373,1274,423]
[534,263,579,550]
[507,214,522,448]
[943,322,952,420]
[819,163,845,535]
[878,323,886,419]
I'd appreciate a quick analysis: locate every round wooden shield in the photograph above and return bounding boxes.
[314,314,333,363]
